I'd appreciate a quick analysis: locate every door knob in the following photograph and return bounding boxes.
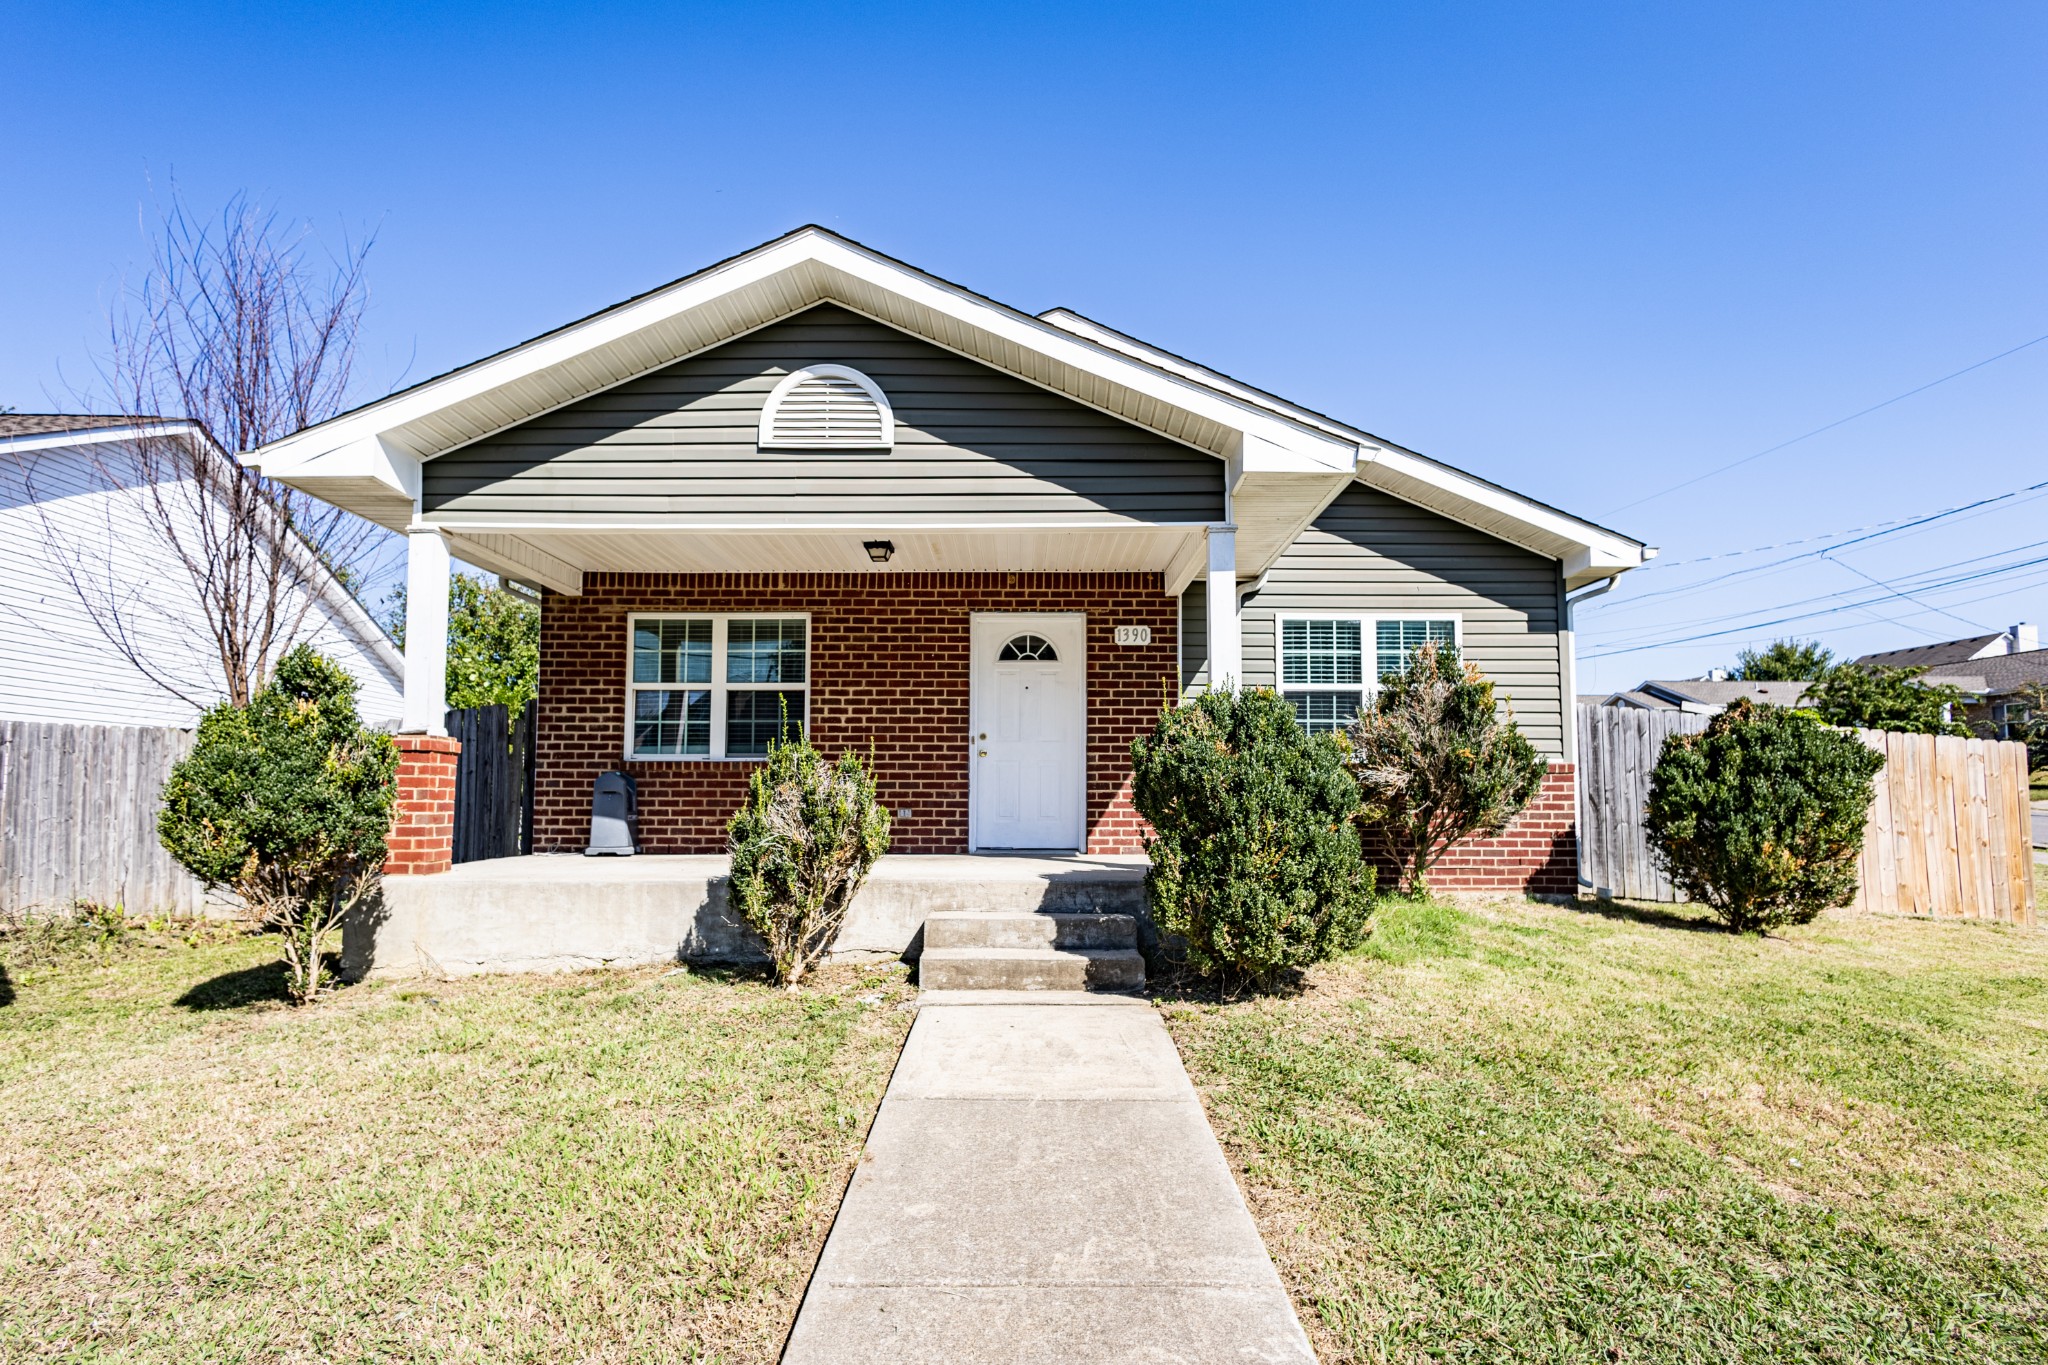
[977,750,987,757]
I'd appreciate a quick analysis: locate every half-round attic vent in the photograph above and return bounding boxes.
[757,364,894,451]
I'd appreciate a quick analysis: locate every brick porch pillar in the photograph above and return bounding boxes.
[386,734,463,875]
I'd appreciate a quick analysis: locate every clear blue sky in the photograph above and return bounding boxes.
[5,1,2044,691]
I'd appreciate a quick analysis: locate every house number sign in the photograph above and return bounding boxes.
[1113,625,1151,646]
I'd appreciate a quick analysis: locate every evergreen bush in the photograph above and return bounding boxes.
[1130,688,1373,990]
[1803,663,1971,736]
[1345,642,1547,895]
[158,647,398,1003]
[1734,638,1834,681]
[727,732,890,986]
[1644,699,1884,933]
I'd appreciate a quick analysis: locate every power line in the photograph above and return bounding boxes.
[1634,475,2048,571]
[1580,550,2048,659]
[1585,477,2048,619]
[1581,535,2048,641]
[1602,331,2048,515]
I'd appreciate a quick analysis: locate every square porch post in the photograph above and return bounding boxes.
[401,525,452,734]
[389,524,460,876]
[1205,524,1242,689]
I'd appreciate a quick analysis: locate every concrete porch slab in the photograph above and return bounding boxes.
[782,997,1313,1364]
[345,852,1149,980]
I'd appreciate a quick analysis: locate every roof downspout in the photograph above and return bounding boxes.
[1560,572,1621,872]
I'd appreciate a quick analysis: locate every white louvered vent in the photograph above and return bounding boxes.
[757,364,895,450]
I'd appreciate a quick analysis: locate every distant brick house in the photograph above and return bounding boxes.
[247,228,1648,895]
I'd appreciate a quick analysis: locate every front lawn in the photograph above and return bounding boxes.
[0,923,913,1363]
[1165,897,2048,1363]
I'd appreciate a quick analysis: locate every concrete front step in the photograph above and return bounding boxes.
[923,911,1137,952]
[918,946,1146,992]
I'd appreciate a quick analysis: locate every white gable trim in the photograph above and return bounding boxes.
[245,227,1647,588]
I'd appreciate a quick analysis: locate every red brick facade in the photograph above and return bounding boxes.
[526,571,1580,890]
[386,735,462,876]
[1390,764,1579,896]
[531,572,1180,855]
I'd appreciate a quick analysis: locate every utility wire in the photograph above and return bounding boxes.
[1581,535,2048,640]
[1585,478,2048,618]
[1635,475,2048,571]
[1603,331,2048,515]
[1580,551,2048,659]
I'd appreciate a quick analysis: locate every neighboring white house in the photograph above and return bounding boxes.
[1603,676,1813,714]
[0,414,404,727]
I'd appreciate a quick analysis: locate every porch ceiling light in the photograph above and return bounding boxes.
[863,539,895,564]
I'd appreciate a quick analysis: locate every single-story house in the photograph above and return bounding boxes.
[0,414,402,727]
[1914,649,2048,741]
[1854,623,2037,670]
[1604,677,1812,714]
[1852,624,2041,740]
[248,227,1648,961]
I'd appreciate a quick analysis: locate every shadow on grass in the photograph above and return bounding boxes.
[176,959,294,1010]
[1572,897,1730,935]
[1144,957,1309,1005]
[172,951,350,1011]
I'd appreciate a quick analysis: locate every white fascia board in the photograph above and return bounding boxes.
[248,230,1353,475]
[0,421,214,458]
[1360,443,1647,575]
[1163,532,1212,597]
[808,241,1353,471]
[247,431,422,499]
[438,530,585,597]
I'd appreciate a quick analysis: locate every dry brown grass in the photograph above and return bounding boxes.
[0,926,913,1363]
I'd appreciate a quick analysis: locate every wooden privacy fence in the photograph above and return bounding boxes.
[1576,704,2038,925]
[1576,705,1708,903]
[445,703,537,864]
[1850,729,2036,923]
[0,720,214,915]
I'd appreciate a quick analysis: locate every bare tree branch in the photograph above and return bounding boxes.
[49,190,393,709]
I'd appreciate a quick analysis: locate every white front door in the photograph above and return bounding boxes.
[970,613,1086,851]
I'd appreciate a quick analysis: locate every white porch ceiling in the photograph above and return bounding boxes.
[449,525,1206,586]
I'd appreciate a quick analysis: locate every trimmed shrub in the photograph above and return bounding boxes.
[1130,687,1373,990]
[727,733,890,985]
[1803,663,1971,736]
[1644,699,1884,933]
[1345,642,1547,895]
[158,647,398,1003]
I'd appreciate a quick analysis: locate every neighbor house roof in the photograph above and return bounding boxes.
[245,226,1650,591]
[0,413,155,438]
[1606,679,1813,713]
[3,415,403,683]
[1854,634,2011,668]
[1919,649,2048,697]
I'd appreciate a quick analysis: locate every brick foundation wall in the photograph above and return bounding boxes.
[1383,764,1578,896]
[386,735,462,876]
[532,572,1179,856]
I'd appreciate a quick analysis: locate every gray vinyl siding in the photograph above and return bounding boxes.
[1241,484,1568,757]
[1179,583,1208,693]
[423,304,1224,524]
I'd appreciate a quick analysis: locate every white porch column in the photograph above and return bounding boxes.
[1205,525,1242,690]
[401,525,451,734]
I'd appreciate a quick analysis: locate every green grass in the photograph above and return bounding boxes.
[1162,897,2048,1364]
[0,923,914,1363]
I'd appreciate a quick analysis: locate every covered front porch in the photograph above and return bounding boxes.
[344,850,1148,981]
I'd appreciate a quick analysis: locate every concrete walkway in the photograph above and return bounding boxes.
[783,992,1314,1364]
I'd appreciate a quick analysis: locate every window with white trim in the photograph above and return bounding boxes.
[628,614,808,758]
[757,364,894,450]
[1278,615,1459,734]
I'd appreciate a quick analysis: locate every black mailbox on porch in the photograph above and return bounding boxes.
[585,771,638,856]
